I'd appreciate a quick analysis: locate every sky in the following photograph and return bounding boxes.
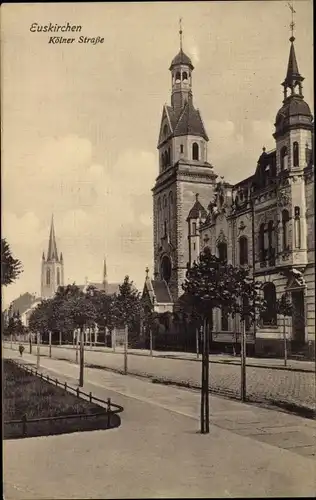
[1,1,313,307]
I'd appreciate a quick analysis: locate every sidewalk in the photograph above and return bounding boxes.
[3,349,316,498]
[10,341,315,373]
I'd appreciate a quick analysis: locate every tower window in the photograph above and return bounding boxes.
[280,146,288,171]
[57,268,60,286]
[46,268,50,286]
[180,144,184,154]
[293,142,299,167]
[182,71,188,81]
[192,142,199,161]
[175,71,181,82]
[163,124,168,137]
[294,206,301,248]
[282,209,290,251]
[192,222,197,235]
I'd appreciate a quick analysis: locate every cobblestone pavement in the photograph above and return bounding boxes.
[7,343,315,414]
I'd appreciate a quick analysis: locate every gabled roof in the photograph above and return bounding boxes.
[151,280,173,303]
[187,195,208,220]
[173,101,209,141]
[9,292,37,316]
[158,101,208,147]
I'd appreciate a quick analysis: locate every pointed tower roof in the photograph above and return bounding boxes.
[282,37,304,88]
[47,215,59,261]
[187,194,208,220]
[173,101,209,141]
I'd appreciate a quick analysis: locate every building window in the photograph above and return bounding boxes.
[192,142,199,161]
[164,220,167,237]
[193,243,196,251]
[294,206,301,248]
[175,71,181,82]
[262,283,277,326]
[57,268,60,286]
[182,71,188,81]
[221,308,229,331]
[282,209,290,251]
[293,142,299,167]
[280,146,288,171]
[259,223,265,261]
[192,222,197,236]
[267,220,275,264]
[46,268,50,286]
[239,236,248,265]
[180,144,184,154]
[163,195,167,208]
[218,242,227,263]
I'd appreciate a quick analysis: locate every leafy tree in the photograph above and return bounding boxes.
[1,239,23,286]
[29,300,54,341]
[114,276,142,332]
[182,248,266,434]
[276,293,293,318]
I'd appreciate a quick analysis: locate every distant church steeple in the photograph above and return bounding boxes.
[41,215,64,298]
[103,256,108,293]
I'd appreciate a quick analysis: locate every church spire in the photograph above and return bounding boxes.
[47,214,59,261]
[282,2,304,101]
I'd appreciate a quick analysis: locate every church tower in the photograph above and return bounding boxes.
[152,22,217,301]
[273,21,313,268]
[41,216,64,299]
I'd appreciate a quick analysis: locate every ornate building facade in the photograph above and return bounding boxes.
[145,31,314,358]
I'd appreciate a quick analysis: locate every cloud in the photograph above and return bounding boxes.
[3,135,157,305]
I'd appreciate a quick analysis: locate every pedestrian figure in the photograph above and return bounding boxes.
[19,344,25,357]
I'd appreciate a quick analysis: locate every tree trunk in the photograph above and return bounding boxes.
[283,316,287,367]
[75,330,79,364]
[124,325,128,374]
[49,330,52,358]
[79,326,84,387]
[36,332,40,369]
[200,316,210,434]
[29,333,32,354]
[240,320,246,402]
[196,327,200,359]
[149,328,153,356]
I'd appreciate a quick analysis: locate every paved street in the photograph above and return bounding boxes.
[5,342,316,414]
[3,349,316,498]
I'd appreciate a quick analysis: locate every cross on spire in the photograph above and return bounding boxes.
[287,1,296,41]
[179,17,183,50]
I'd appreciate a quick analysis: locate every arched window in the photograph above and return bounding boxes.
[280,146,288,171]
[259,223,265,261]
[267,220,274,255]
[293,141,299,167]
[175,71,181,82]
[262,283,277,325]
[182,71,188,81]
[282,209,290,251]
[221,308,229,331]
[46,268,50,286]
[192,222,197,236]
[57,268,60,286]
[218,242,227,263]
[180,144,184,154]
[163,195,167,209]
[294,206,301,248]
[239,236,248,265]
[192,142,199,161]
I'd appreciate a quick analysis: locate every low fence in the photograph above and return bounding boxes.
[4,360,124,439]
